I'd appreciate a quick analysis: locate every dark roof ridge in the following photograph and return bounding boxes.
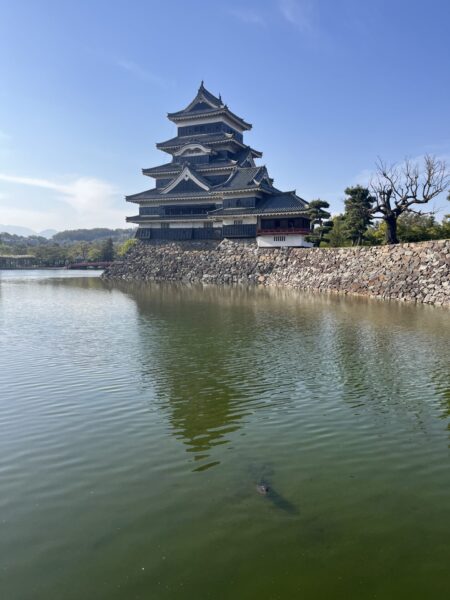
[167,83,251,130]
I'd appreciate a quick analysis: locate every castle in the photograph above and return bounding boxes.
[126,83,311,247]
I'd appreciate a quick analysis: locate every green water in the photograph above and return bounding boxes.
[0,270,449,599]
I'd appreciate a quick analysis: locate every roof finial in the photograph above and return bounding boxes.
[219,93,222,102]
[200,79,204,89]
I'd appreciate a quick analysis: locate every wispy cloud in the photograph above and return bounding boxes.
[0,174,71,194]
[279,0,315,34]
[351,168,372,187]
[0,173,128,229]
[116,59,172,88]
[228,7,266,27]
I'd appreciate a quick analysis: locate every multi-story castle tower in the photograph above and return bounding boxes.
[127,83,311,247]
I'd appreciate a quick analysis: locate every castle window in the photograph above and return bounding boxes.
[234,219,243,225]
[161,223,170,229]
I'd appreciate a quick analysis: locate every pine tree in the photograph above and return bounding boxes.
[343,186,374,245]
[306,200,332,246]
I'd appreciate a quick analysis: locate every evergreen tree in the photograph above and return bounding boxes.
[306,200,332,247]
[328,215,348,247]
[100,237,114,261]
[396,212,443,242]
[343,186,374,245]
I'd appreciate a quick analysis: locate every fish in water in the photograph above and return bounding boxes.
[255,479,298,515]
[256,483,270,495]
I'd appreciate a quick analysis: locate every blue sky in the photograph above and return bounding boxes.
[1,0,449,231]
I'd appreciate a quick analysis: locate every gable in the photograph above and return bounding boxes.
[162,166,210,194]
[241,155,255,168]
[166,178,209,194]
[189,101,214,113]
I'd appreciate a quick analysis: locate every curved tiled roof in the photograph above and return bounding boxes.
[143,160,235,177]
[127,166,271,202]
[157,132,241,150]
[143,147,261,177]
[208,192,308,217]
[127,188,215,202]
[220,166,263,189]
[167,83,252,130]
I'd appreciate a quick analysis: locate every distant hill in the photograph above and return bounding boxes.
[0,225,57,238]
[0,224,37,237]
[0,231,48,249]
[39,229,58,239]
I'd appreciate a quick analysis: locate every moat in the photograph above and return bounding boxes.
[1,270,449,599]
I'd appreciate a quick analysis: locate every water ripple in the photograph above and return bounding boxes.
[0,274,449,599]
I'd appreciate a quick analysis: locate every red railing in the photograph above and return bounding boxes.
[257,228,311,235]
[66,261,113,269]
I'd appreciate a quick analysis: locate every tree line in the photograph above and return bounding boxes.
[306,155,449,247]
[0,231,137,267]
[53,228,133,243]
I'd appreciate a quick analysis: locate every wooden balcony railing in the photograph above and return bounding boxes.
[257,228,311,235]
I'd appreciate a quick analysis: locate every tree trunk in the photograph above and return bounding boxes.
[385,214,399,244]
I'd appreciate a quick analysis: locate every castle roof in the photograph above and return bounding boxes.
[142,148,259,177]
[167,82,252,131]
[219,166,271,191]
[127,188,214,203]
[156,132,262,157]
[127,166,274,203]
[143,160,234,177]
[209,192,309,218]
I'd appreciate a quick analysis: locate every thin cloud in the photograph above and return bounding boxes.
[351,168,372,187]
[0,207,62,231]
[228,7,266,26]
[0,173,70,194]
[116,59,172,88]
[0,173,128,229]
[279,0,315,33]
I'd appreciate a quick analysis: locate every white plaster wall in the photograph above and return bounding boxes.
[168,221,211,229]
[139,221,221,229]
[139,223,161,229]
[257,235,313,248]
[222,216,257,226]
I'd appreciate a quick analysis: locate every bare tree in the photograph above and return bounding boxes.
[370,155,449,244]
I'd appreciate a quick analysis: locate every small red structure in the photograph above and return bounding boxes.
[66,261,112,270]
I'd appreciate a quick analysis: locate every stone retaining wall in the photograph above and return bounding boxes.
[103,239,450,306]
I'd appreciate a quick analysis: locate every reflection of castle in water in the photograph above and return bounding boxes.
[95,279,450,463]
[124,284,278,470]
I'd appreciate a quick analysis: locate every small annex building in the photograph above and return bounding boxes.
[127,83,312,247]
